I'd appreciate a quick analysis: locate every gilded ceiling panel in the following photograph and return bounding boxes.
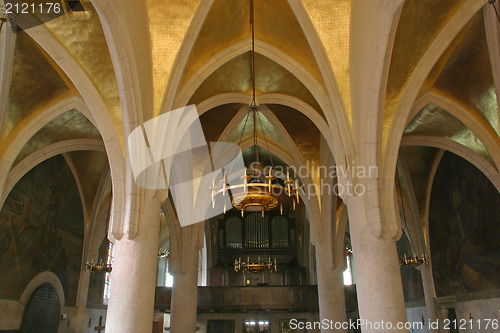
[199,103,244,143]
[429,12,499,137]
[266,104,320,166]
[226,110,288,152]
[266,104,321,194]
[4,30,75,140]
[242,146,290,172]
[41,1,122,142]
[179,0,249,92]
[189,52,323,117]
[404,103,494,167]
[179,0,324,97]
[301,0,351,121]
[148,0,200,115]
[12,109,101,167]
[66,150,108,212]
[385,0,466,142]
[257,0,324,86]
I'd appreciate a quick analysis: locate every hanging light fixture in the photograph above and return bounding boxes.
[85,260,112,273]
[233,257,278,273]
[210,0,299,217]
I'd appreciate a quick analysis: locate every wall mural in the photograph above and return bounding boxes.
[0,155,84,306]
[430,152,500,297]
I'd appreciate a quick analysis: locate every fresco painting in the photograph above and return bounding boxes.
[0,155,84,305]
[430,152,500,297]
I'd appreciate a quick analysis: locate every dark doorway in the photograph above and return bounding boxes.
[448,308,459,333]
[207,319,235,333]
[22,284,61,333]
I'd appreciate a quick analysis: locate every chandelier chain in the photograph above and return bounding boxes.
[257,110,275,169]
[250,0,256,106]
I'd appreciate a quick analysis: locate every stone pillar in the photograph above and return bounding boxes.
[314,159,347,332]
[419,264,440,332]
[105,191,161,333]
[73,270,90,333]
[347,198,408,333]
[270,318,280,333]
[437,308,449,333]
[169,225,202,333]
[316,242,348,333]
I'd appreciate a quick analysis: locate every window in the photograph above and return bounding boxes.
[165,258,174,287]
[343,254,353,286]
[103,243,114,304]
[244,320,269,333]
[157,251,174,287]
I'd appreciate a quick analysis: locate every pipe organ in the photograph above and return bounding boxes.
[218,213,295,250]
[213,212,303,286]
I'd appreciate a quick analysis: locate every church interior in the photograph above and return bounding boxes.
[0,0,499,332]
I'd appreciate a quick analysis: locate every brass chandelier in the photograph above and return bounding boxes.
[210,0,299,217]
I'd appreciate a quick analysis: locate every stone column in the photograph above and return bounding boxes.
[73,270,90,333]
[419,264,440,332]
[437,308,449,333]
[316,242,348,333]
[105,191,161,333]
[270,318,280,333]
[347,198,408,333]
[169,224,202,333]
[314,162,347,332]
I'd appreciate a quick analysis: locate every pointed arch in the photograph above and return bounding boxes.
[15,15,126,243]
[381,0,486,240]
[62,153,89,236]
[288,0,354,165]
[401,135,500,192]
[173,39,341,162]
[0,23,16,138]
[0,139,105,208]
[422,150,444,251]
[0,97,93,206]
[159,0,215,115]
[484,4,500,113]
[195,92,332,145]
[409,91,500,169]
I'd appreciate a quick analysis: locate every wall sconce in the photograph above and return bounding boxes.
[399,254,428,267]
[85,260,112,273]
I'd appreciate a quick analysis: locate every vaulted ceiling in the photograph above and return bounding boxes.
[0,0,499,241]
